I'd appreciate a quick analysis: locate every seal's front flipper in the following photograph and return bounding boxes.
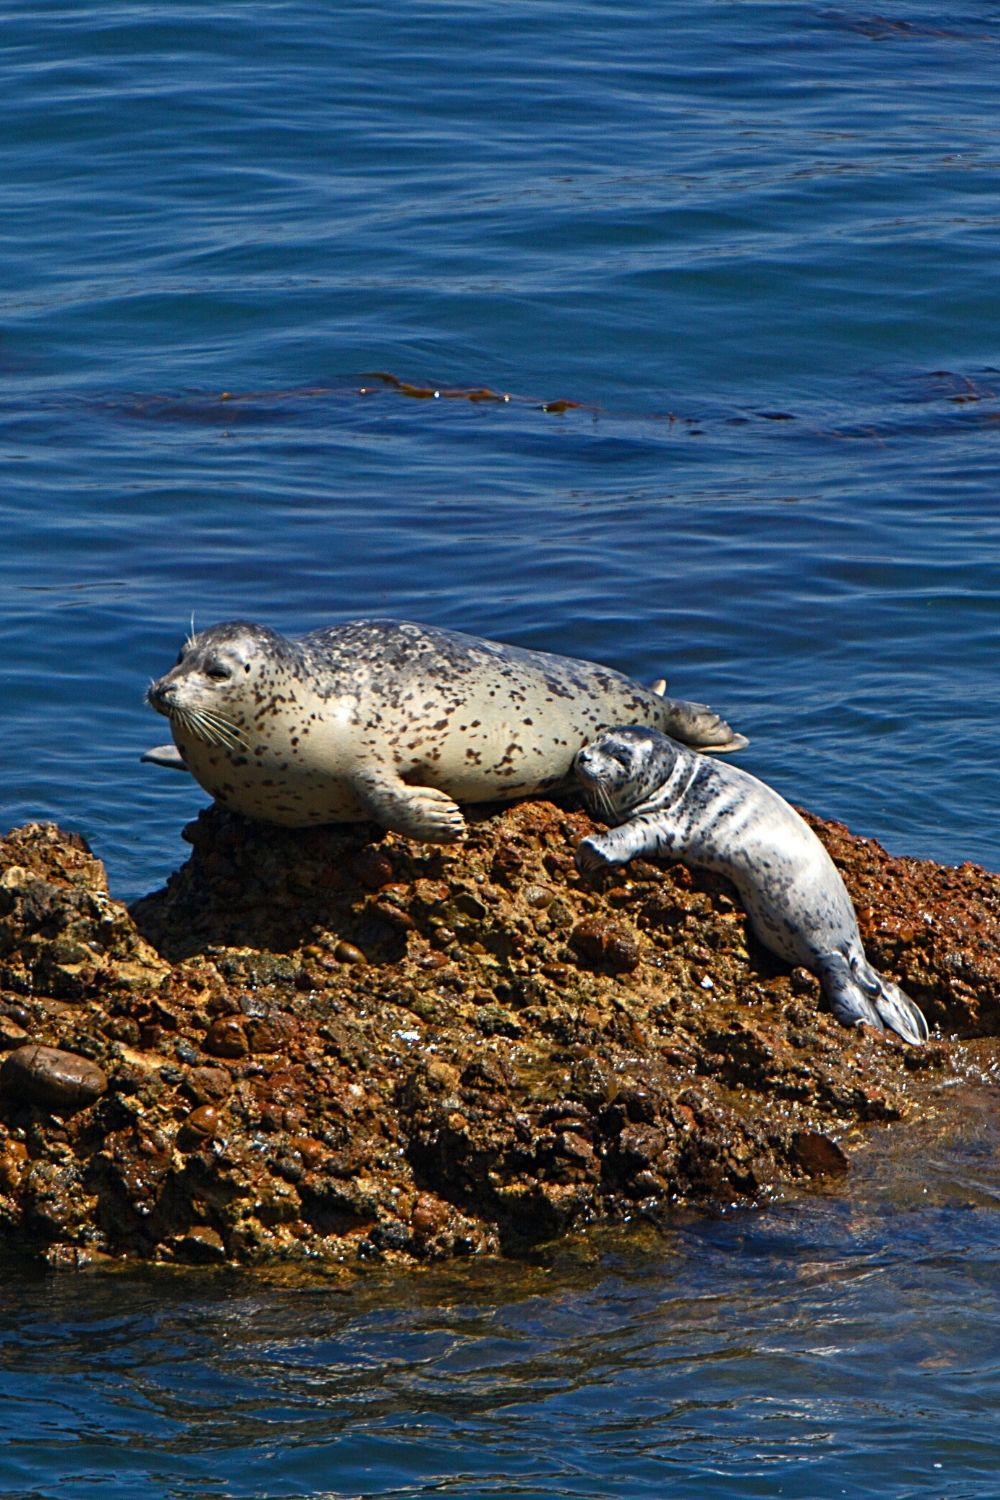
[575,834,615,874]
[656,696,748,754]
[353,766,467,844]
[816,952,928,1045]
[141,744,190,772]
[575,818,656,874]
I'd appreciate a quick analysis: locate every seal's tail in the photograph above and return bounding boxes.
[652,693,749,754]
[816,951,929,1045]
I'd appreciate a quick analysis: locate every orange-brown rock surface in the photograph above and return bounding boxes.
[0,800,997,1270]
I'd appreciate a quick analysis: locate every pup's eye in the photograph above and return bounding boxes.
[204,658,232,681]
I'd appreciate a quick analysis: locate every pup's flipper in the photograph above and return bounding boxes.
[816,951,929,1045]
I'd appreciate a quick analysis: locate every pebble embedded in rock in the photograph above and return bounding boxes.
[246,1013,295,1055]
[182,1065,232,1104]
[0,1140,28,1191]
[417,949,449,971]
[178,1104,219,1149]
[410,1194,445,1235]
[0,1044,108,1112]
[333,940,367,966]
[203,1017,248,1059]
[288,1135,326,1168]
[0,1017,30,1051]
[570,916,642,971]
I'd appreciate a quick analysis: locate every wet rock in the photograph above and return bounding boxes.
[570,916,642,971]
[417,950,449,971]
[333,940,367,967]
[203,1017,248,1059]
[246,1012,295,1055]
[0,824,168,999]
[0,801,995,1269]
[178,1105,220,1150]
[348,848,395,890]
[0,1017,29,1051]
[182,1065,232,1104]
[410,1192,447,1237]
[0,1045,108,1112]
[168,1226,228,1264]
[0,1140,28,1191]
[792,1130,850,1178]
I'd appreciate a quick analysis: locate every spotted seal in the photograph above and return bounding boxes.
[573,726,928,1044]
[143,618,746,843]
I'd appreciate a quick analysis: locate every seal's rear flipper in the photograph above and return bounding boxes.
[141,744,190,772]
[816,952,929,1045]
[656,695,749,754]
[869,974,930,1045]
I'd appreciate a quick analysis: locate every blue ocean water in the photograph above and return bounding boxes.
[2,1107,1000,1500]
[2,2,999,1495]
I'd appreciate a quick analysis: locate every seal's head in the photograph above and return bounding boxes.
[574,726,682,823]
[146,621,296,752]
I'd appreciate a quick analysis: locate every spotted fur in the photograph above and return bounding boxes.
[574,726,929,1045]
[145,618,746,842]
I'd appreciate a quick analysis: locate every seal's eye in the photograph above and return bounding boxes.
[204,658,232,681]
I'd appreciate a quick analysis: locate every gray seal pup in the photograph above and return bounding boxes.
[143,618,747,843]
[573,726,929,1045]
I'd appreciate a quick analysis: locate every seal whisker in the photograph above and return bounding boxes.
[196,708,249,751]
[183,707,248,751]
[169,706,201,744]
[578,768,617,825]
[171,706,211,747]
[593,782,616,823]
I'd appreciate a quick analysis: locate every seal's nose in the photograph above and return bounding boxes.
[146,680,173,713]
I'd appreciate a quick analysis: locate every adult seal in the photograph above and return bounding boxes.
[573,726,929,1045]
[143,618,746,843]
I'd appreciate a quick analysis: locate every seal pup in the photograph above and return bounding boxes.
[573,726,929,1044]
[144,618,746,842]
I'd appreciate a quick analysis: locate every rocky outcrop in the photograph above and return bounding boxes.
[0,801,996,1270]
